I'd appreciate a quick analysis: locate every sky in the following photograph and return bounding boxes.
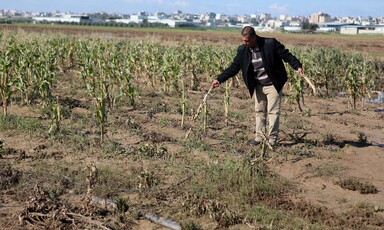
[1,0,383,17]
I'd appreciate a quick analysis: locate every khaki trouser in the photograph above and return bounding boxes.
[254,84,281,144]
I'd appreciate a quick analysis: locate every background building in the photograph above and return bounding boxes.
[310,12,332,24]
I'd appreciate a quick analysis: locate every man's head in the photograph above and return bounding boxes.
[241,26,257,48]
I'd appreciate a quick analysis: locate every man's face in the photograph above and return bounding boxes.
[242,34,256,47]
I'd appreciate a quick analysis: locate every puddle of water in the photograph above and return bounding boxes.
[371,143,384,147]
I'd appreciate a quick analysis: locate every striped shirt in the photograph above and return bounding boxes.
[250,47,272,86]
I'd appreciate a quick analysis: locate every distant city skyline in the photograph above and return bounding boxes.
[1,0,383,17]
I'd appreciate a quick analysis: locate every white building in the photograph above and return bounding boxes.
[33,14,91,23]
[340,25,384,35]
[283,26,302,32]
[215,13,223,20]
[113,18,200,27]
[237,15,250,23]
[130,14,147,22]
[288,20,301,27]
[267,19,285,28]
[250,14,259,20]
[259,13,271,20]
[279,14,288,21]
[317,27,337,32]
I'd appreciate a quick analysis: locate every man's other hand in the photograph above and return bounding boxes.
[211,79,221,88]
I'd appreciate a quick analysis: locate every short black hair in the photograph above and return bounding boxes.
[241,26,256,36]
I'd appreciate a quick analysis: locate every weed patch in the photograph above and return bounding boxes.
[321,131,336,145]
[357,131,368,144]
[94,164,141,196]
[305,162,346,177]
[181,220,201,230]
[17,162,85,196]
[337,178,378,194]
[182,159,291,227]
[0,114,44,135]
[0,162,22,190]
[342,203,384,228]
[138,143,169,159]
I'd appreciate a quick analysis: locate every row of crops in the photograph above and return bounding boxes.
[0,31,383,138]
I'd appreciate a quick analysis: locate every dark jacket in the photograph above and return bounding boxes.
[217,35,302,97]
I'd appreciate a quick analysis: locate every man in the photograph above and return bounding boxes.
[212,26,303,146]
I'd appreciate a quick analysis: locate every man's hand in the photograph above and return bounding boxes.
[211,79,221,88]
[297,67,304,75]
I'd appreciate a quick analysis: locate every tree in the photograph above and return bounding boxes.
[141,19,149,27]
[301,22,319,33]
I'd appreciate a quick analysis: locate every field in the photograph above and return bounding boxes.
[4,24,384,55]
[0,24,384,229]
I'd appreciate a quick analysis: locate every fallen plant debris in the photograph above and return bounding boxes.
[18,185,112,230]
